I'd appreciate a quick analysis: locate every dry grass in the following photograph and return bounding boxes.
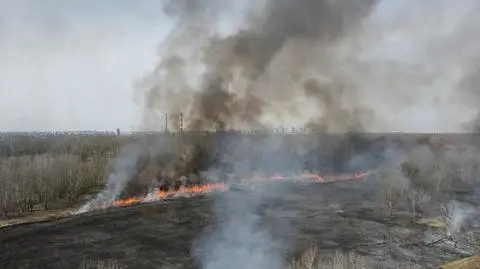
[0,208,73,228]
[438,255,480,269]
[416,216,447,229]
[289,246,421,269]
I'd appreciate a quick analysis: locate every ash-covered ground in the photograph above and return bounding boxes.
[1,173,479,269]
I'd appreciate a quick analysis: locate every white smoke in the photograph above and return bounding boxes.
[193,135,294,269]
[442,200,476,237]
[315,0,480,132]
[195,192,284,269]
[76,143,142,214]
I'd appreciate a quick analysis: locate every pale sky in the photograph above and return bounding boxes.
[0,0,172,131]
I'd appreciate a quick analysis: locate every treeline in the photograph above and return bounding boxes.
[0,136,128,217]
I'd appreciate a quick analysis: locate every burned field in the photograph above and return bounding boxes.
[1,132,480,269]
[4,0,480,267]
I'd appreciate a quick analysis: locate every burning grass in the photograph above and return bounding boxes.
[85,172,367,212]
[112,182,227,207]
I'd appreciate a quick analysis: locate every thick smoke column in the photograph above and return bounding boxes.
[139,0,480,133]
[139,0,378,132]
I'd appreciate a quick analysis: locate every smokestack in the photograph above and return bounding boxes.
[179,112,183,133]
[165,112,168,133]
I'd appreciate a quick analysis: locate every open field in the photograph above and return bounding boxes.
[1,132,480,268]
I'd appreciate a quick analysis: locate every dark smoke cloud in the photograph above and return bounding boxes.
[138,0,379,132]
[456,65,480,132]
[303,78,374,132]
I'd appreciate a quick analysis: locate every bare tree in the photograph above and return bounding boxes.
[377,166,409,218]
[405,187,428,221]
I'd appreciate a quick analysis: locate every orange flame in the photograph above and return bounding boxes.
[154,183,227,198]
[111,171,368,208]
[354,171,368,179]
[113,183,226,207]
[301,173,325,181]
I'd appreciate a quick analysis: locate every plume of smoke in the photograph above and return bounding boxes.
[139,0,480,133]
[138,0,379,132]
[442,200,476,237]
[76,143,143,214]
[193,134,298,269]
[193,190,284,269]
